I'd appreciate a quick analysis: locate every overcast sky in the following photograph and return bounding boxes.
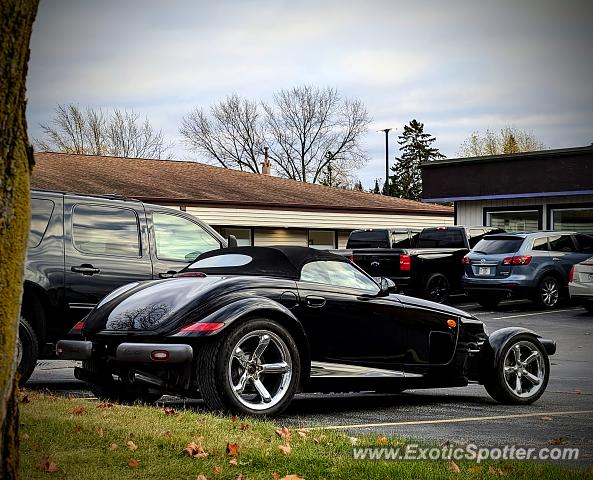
[27,0,593,188]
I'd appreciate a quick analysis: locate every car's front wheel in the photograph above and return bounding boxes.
[195,318,300,416]
[484,334,549,405]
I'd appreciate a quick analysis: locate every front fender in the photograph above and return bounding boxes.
[480,327,556,377]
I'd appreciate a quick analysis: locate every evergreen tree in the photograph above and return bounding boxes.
[353,180,363,191]
[389,119,445,200]
[370,179,381,194]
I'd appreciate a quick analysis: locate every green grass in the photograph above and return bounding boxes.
[18,390,591,479]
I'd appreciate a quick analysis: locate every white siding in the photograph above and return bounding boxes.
[186,206,452,230]
[456,195,593,228]
[253,228,307,246]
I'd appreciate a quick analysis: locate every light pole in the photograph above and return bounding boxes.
[379,128,391,195]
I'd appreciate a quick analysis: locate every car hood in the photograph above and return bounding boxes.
[396,294,478,320]
[83,276,225,333]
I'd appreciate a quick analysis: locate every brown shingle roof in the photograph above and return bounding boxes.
[31,152,453,216]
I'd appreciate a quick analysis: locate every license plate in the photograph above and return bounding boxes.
[478,266,491,276]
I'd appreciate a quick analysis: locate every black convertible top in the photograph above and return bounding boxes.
[186,246,349,279]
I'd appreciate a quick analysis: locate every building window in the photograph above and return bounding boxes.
[308,230,336,250]
[220,227,252,246]
[550,207,593,233]
[485,209,540,232]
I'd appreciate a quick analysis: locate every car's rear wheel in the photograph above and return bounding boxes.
[534,276,561,309]
[484,334,549,405]
[477,295,502,310]
[424,273,450,304]
[18,316,39,386]
[195,318,300,416]
[82,361,162,404]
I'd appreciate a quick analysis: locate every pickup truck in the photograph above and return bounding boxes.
[19,190,229,383]
[333,226,504,304]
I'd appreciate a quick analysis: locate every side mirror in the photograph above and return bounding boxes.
[227,235,238,248]
[379,277,397,294]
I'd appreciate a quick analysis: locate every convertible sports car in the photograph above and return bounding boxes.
[57,246,556,416]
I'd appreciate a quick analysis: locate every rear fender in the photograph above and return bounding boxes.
[479,327,556,378]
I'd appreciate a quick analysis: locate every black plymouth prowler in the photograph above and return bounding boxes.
[57,246,556,416]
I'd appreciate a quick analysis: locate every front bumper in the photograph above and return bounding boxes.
[56,340,193,364]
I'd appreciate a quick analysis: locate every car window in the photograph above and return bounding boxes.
[473,237,523,254]
[153,212,220,262]
[575,234,593,254]
[468,229,486,248]
[300,261,379,292]
[418,228,465,248]
[29,198,55,248]
[190,254,252,269]
[532,237,549,251]
[548,235,576,252]
[346,230,389,249]
[72,204,140,257]
[391,232,412,248]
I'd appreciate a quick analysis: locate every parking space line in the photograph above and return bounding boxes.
[305,409,593,430]
[492,308,580,320]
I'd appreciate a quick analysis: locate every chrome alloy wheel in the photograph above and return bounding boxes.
[540,279,559,307]
[503,341,545,399]
[227,330,292,411]
[16,335,23,366]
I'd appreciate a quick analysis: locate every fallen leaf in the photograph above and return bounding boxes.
[96,427,104,437]
[161,430,173,438]
[348,436,358,445]
[21,394,30,404]
[468,465,482,474]
[72,406,86,416]
[240,423,250,431]
[74,425,82,433]
[37,456,59,473]
[127,458,140,469]
[376,436,388,445]
[196,475,208,480]
[448,460,461,473]
[280,475,304,480]
[487,465,511,476]
[22,433,30,441]
[275,426,291,440]
[229,458,238,466]
[548,436,567,446]
[231,415,239,423]
[278,444,292,455]
[226,442,239,457]
[109,443,118,451]
[541,416,553,421]
[183,441,209,459]
[272,473,280,480]
[96,402,113,409]
[296,429,307,438]
[235,475,244,480]
[163,406,177,416]
[127,440,138,451]
[213,465,223,475]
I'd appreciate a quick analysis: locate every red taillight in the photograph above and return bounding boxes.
[569,265,575,283]
[400,254,411,271]
[69,320,85,334]
[180,322,224,333]
[462,255,470,265]
[502,255,532,266]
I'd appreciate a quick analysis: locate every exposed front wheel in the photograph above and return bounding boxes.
[424,273,450,304]
[534,276,561,309]
[196,319,300,416]
[484,335,549,405]
[18,317,39,386]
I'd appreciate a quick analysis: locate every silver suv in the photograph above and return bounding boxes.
[462,231,593,309]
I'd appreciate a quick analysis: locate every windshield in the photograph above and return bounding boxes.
[473,237,524,254]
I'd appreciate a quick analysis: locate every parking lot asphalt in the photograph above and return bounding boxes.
[27,299,593,466]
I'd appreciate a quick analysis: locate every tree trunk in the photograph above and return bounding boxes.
[0,1,39,478]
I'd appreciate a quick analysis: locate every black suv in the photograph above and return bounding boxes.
[19,190,227,383]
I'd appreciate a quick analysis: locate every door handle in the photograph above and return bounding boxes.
[306,295,326,308]
[159,270,177,279]
[71,264,100,275]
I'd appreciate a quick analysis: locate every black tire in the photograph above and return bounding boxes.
[533,275,561,309]
[18,317,39,386]
[484,334,549,405]
[195,318,301,416]
[477,296,502,310]
[82,361,162,404]
[423,273,450,304]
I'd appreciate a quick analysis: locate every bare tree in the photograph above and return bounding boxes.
[458,126,545,157]
[180,94,265,173]
[1,1,39,477]
[263,86,371,183]
[180,86,371,183]
[37,104,172,159]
